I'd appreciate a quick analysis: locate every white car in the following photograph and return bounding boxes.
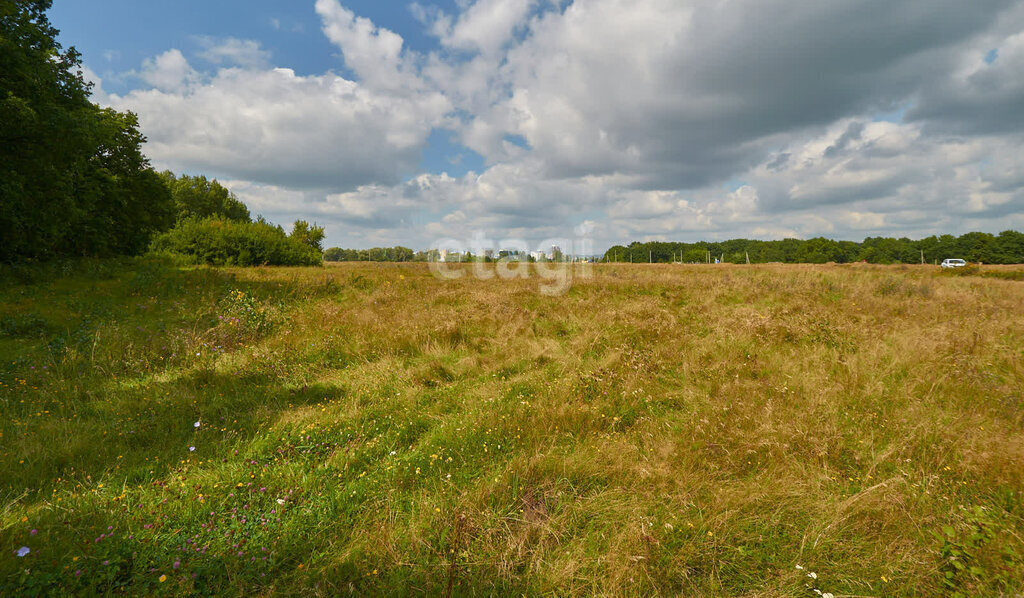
[941,258,967,268]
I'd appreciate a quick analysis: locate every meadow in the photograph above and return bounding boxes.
[1,259,1022,596]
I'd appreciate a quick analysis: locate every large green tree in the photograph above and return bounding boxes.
[159,172,251,223]
[0,0,173,261]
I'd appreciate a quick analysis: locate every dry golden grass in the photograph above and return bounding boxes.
[1,260,1022,595]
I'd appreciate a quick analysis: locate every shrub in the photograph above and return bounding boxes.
[940,264,981,277]
[214,288,278,347]
[148,217,321,266]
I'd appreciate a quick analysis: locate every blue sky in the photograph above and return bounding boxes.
[47,0,1024,251]
[52,1,455,88]
[50,0,485,179]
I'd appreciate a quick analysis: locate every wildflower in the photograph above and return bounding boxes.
[173,561,180,569]
[194,421,201,428]
[159,574,167,582]
[807,571,818,579]
[276,499,286,505]
[189,447,195,452]
[15,547,29,557]
[30,529,37,536]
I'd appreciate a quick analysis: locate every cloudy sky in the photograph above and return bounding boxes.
[52,0,1024,252]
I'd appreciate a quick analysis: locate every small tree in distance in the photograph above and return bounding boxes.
[291,220,326,252]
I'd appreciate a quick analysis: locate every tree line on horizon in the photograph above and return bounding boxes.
[603,231,1024,265]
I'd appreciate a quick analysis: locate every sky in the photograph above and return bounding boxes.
[50,0,1024,252]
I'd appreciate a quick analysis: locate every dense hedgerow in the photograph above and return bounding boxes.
[148,217,321,266]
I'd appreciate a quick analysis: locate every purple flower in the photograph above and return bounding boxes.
[15,547,29,557]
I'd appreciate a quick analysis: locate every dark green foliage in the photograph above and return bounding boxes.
[0,0,174,261]
[160,171,251,223]
[149,217,322,266]
[323,246,416,262]
[935,506,1019,597]
[0,312,49,338]
[604,231,1024,264]
[290,220,325,252]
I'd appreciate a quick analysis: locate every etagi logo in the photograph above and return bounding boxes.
[428,225,593,295]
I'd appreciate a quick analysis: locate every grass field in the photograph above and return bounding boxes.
[1,259,1022,596]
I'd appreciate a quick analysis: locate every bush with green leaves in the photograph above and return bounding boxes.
[219,288,275,333]
[148,217,321,266]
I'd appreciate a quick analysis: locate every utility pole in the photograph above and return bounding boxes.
[649,250,652,264]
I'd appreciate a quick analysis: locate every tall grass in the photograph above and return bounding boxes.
[1,261,1022,595]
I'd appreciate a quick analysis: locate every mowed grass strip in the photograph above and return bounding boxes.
[1,260,1022,596]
